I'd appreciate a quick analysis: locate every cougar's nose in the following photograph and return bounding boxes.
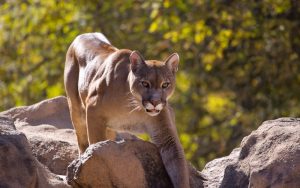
[150,99,161,107]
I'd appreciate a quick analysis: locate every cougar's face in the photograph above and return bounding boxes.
[129,51,179,116]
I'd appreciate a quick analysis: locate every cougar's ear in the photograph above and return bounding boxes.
[129,51,145,73]
[165,53,179,73]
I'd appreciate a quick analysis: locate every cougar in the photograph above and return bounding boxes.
[64,33,189,188]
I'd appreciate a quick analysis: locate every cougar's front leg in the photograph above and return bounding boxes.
[151,108,190,188]
[86,96,107,144]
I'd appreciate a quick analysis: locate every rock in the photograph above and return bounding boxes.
[0,115,36,188]
[67,140,172,188]
[201,148,240,188]
[0,115,70,188]
[1,96,73,129]
[67,140,204,188]
[27,126,77,175]
[0,96,78,175]
[0,96,205,187]
[201,118,300,188]
[3,97,300,187]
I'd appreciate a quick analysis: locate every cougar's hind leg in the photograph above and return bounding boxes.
[67,97,89,154]
[64,47,89,154]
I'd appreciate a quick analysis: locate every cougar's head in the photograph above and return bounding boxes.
[128,51,179,116]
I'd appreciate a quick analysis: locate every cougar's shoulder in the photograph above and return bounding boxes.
[71,33,117,66]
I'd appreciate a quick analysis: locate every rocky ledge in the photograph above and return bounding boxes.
[201,117,300,188]
[0,96,299,188]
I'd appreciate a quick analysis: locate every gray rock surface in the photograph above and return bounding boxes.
[1,96,73,129]
[67,140,172,188]
[0,115,70,188]
[201,118,300,188]
[201,148,240,188]
[28,127,77,175]
[67,140,204,188]
[1,96,78,175]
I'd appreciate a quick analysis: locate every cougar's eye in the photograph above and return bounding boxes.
[141,81,150,88]
[162,82,170,89]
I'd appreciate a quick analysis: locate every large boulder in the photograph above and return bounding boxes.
[26,125,77,175]
[1,96,73,129]
[0,115,70,188]
[67,140,204,188]
[201,118,300,188]
[1,96,78,175]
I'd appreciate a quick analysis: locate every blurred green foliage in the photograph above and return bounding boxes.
[1,0,300,169]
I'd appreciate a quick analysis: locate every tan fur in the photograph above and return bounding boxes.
[64,33,189,188]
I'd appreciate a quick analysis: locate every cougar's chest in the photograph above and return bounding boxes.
[107,111,149,134]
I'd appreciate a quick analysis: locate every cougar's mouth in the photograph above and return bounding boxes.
[145,104,163,116]
[145,109,161,116]
[146,109,160,113]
